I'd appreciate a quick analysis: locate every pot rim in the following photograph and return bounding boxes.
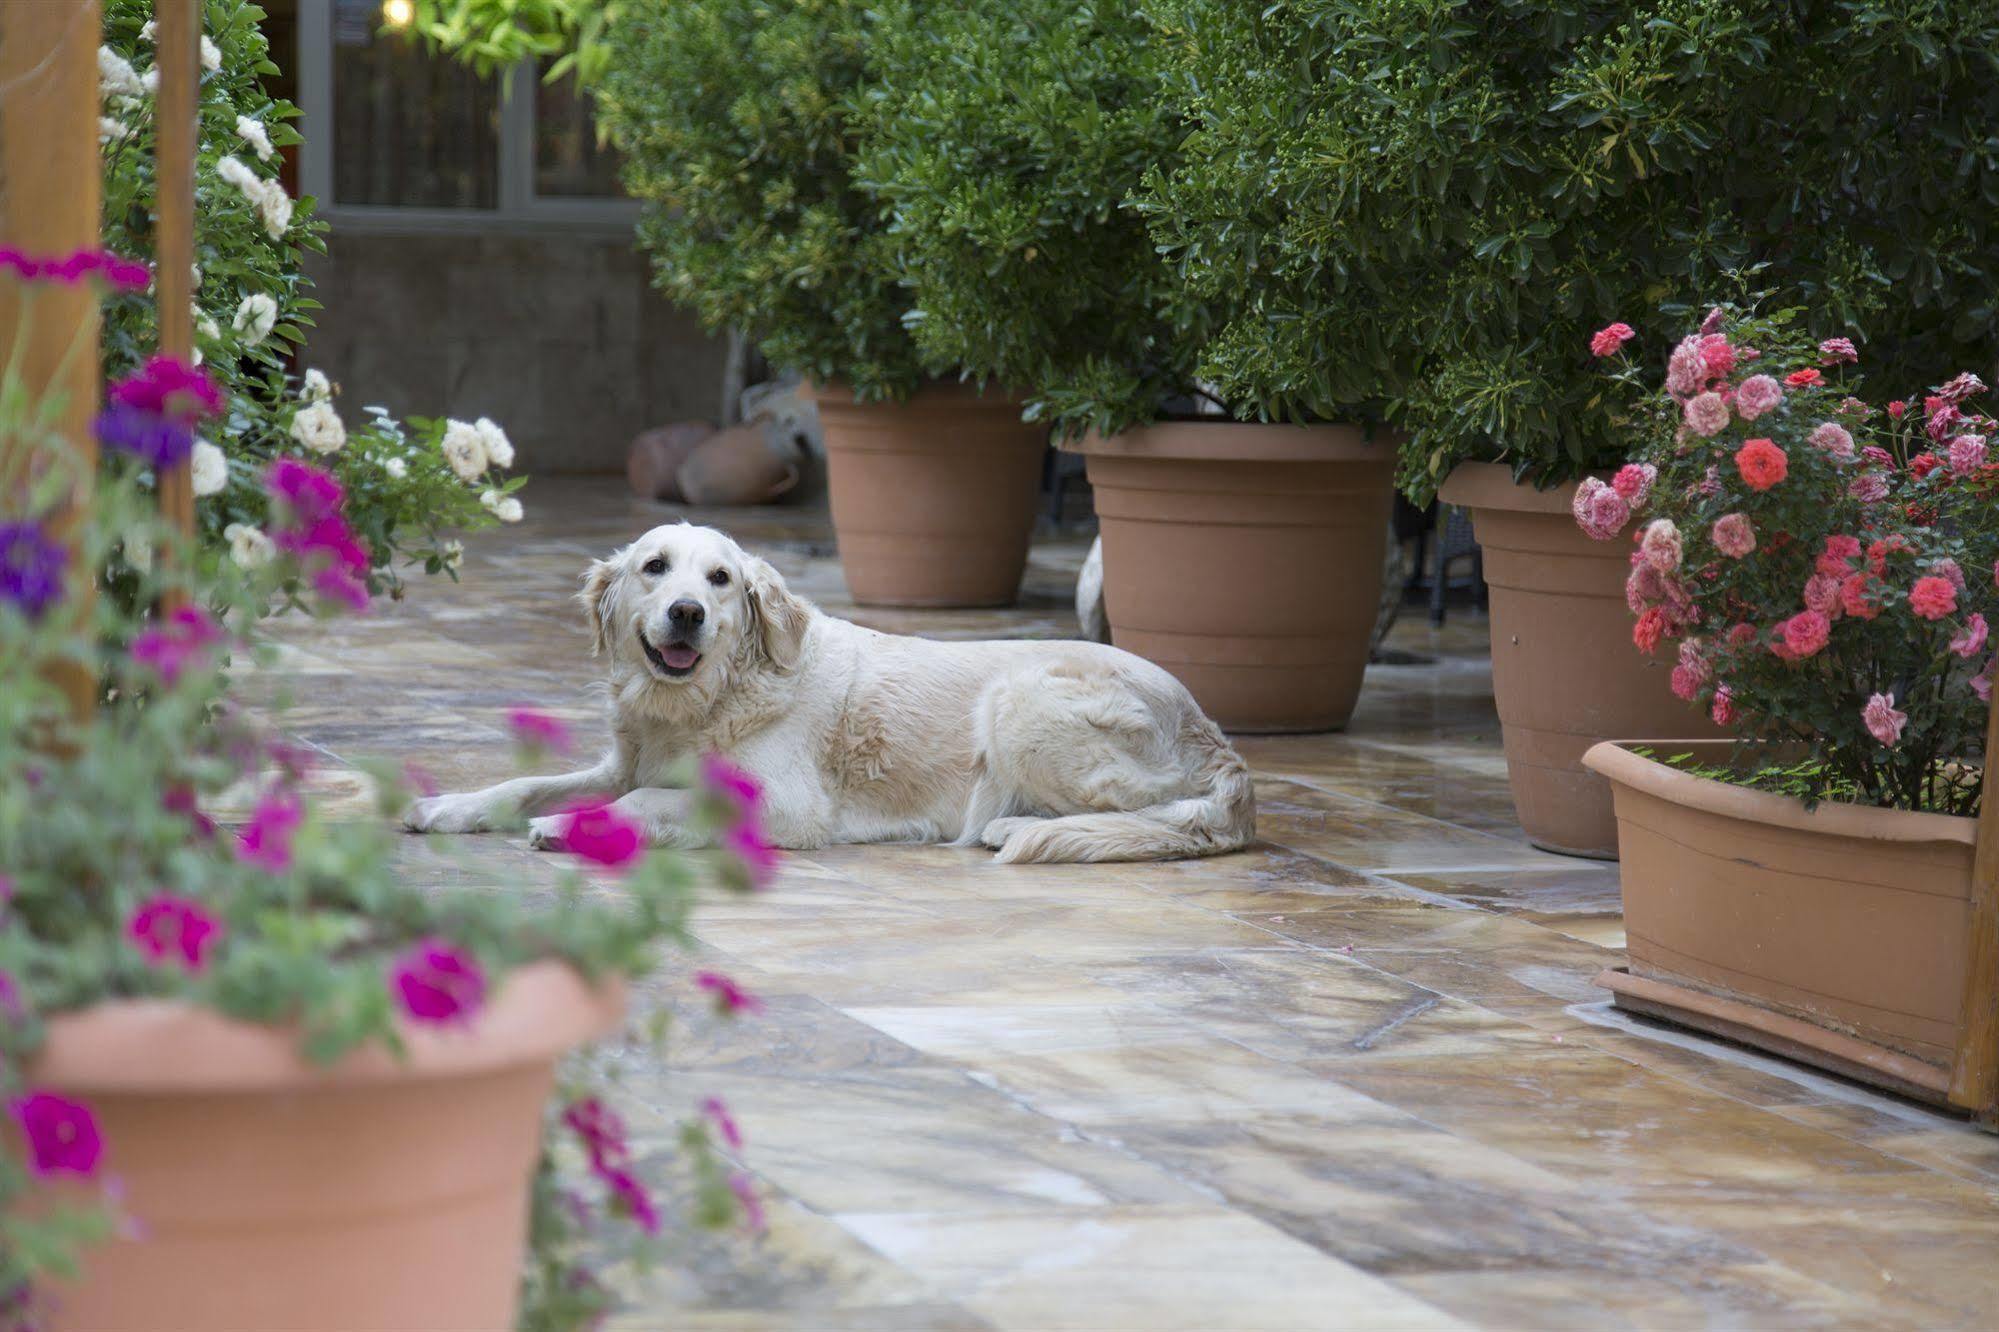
[27,960,628,1096]
[1437,461,1609,513]
[1064,420,1396,463]
[1582,739,1975,846]
[804,378,1025,408]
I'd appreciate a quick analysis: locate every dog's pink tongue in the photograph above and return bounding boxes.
[662,644,700,669]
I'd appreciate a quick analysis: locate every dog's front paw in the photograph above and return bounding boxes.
[979,816,1041,850]
[527,815,567,852]
[404,793,491,834]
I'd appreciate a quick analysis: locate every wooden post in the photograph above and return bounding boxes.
[0,0,102,720]
[154,0,199,612]
[1948,682,1999,1121]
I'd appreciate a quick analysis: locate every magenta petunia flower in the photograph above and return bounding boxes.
[236,790,303,872]
[701,1095,744,1151]
[559,801,645,870]
[562,1096,632,1172]
[728,1171,766,1233]
[695,970,764,1015]
[128,893,225,972]
[264,456,345,525]
[130,604,225,685]
[723,823,780,891]
[603,1167,662,1234]
[506,707,574,756]
[311,566,370,612]
[10,1092,103,1178]
[390,940,486,1024]
[162,784,217,840]
[1863,693,1908,748]
[109,355,222,422]
[699,753,764,818]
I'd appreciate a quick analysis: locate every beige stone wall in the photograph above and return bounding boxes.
[302,229,728,474]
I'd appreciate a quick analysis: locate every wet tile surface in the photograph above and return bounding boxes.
[252,479,1999,1329]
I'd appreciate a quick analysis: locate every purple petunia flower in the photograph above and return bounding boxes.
[0,520,66,619]
[95,399,195,467]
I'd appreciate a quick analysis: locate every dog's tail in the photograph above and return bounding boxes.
[992,722,1255,865]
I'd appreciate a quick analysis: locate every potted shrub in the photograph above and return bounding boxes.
[1577,308,1996,1103]
[859,0,1394,731]
[595,0,1044,608]
[1,261,765,1330]
[1138,0,1999,842]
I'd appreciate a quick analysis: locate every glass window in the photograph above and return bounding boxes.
[533,70,624,199]
[330,0,500,208]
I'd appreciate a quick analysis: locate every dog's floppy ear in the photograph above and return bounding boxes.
[744,555,808,671]
[578,558,619,657]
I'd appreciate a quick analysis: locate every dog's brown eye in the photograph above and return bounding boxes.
[708,568,731,587]
[642,557,667,576]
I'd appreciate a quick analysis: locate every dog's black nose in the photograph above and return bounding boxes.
[667,598,706,631]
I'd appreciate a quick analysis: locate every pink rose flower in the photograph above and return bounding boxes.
[1951,613,1989,659]
[1948,435,1987,476]
[1976,658,1996,704]
[1683,391,1729,437]
[1778,611,1830,659]
[1848,472,1888,503]
[695,970,764,1015]
[237,790,303,873]
[1817,535,1862,578]
[1818,337,1858,365]
[1669,665,1701,701]
[1711,513,1756,559]
[391,940,486,1024]
[1909,575,1958,620]
[1734,374,1784,421]
[1937,371,1988,405]
[1711,685,1737,726]
[1802,575,1842,618]
[1570,477,1631,541]
[9,1092,103,1178]
[1639,519,1683,573]
[1589,322,1635,357]
[1862,692,1908,748]
[506,707,573,756]
[1931,558,1966,590]
[128,893,224,972]
[558,801,645,870]
[1610,462,1656,505]
[1665,336,1705,398]
[1699,335,1736,379]
[1807,422,1855,459]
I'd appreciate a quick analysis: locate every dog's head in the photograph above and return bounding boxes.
[579,524,809,696]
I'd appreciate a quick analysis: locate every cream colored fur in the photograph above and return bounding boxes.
[404,523,1254,864]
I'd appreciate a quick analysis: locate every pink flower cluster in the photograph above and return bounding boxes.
[0,246,149,292]
[264,458,372,610]
[563,1096,663,1235]
[131,605,226,686]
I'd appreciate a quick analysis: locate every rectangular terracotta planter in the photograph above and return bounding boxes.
[1585,740,1980,1104]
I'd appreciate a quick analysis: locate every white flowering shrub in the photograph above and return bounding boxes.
[98,0,525,606]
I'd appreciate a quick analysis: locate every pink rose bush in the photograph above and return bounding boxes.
[1585,309,1999,815]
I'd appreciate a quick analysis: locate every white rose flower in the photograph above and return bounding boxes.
[195,308,220,341]
[189,440,227,497]
[216,154,256,191]
[124,527,152,574]
[442,540,464,571]
[256,183,293,239]
[236,114,275,163]
[191,262,202,290]
[382,456,408,480]
[99,116,132,145]
[290,399,347,455]
[479,488,525,522]
[98,47,143,99]
[200,35,221,72]
[225,523,275,569]
[140,19,156,42]
[439,419,489,482]
[140,67,158,95]
[233,292,278,346]
[301,368,332,401]
[473,417,514,469]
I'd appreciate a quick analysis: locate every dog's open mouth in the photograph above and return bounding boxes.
[639,631,702,678]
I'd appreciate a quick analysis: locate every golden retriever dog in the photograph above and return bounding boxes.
[405,523,1254,863]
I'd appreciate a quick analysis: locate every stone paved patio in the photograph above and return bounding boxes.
[253,479,1999,1330]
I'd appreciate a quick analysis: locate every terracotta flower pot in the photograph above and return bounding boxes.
[807,380,1046,607]
[1438,462,1725,857]
[1064,422,1396,733]
[1586,741,1975,1103]
[19,962,625,1332]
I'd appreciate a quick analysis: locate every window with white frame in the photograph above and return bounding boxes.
[296,0,638,231]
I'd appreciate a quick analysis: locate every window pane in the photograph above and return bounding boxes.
[332,0,499,208]
[534,70,624,199]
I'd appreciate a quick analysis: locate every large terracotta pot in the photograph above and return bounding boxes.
[1064,422,1396,733]
[20,962,625,1332]
[1438,462,1724,857]
[1586,741,1973,1103]
[807,380,1046,607]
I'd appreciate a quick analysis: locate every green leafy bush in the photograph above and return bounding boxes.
[1137,0,1999,500]
[596,0,926,400]
[100,0,518,601]
[855,0,1195,436]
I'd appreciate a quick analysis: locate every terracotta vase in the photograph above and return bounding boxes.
[626,421,715,501]
[1586,740,1974,1103]
[19,963,625,1332]
[1438,462,1724,857]
[676,422,801,506]
[807,380,1047,607]
[1064,422,1396,733]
